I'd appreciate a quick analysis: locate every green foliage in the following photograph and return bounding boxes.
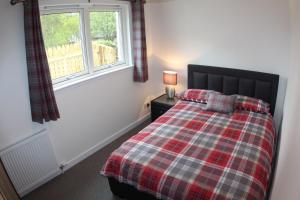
[41,11,118,49]
[90,11,117,42]
[41,12,81,48]
[93,39,116,48]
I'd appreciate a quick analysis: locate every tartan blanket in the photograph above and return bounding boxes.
[101,100,275,200]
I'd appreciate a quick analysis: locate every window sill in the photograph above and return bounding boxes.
[53,65,133,92]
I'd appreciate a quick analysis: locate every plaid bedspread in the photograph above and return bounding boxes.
[101,100,275,200]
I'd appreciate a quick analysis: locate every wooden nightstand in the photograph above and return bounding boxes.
[151,94,179,121]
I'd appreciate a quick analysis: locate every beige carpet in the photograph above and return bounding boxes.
[23,119,151,200]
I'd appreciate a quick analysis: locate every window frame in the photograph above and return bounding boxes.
[88,7,126,72]
[40,2,133,88]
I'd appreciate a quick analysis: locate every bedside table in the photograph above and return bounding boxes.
[151,94,179,121]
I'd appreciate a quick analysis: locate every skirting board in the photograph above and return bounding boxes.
[63,113,151,171]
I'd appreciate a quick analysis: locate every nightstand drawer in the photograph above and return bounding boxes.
[150,94,179,122]
[151,105,171,121]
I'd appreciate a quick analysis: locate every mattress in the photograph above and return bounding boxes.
[101,100,275,200]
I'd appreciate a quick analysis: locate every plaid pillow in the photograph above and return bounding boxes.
[234,95,270,114]
[176,89,220,104]
[204,93,236,113]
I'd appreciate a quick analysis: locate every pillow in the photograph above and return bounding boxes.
[176,89,220,104]
[204,93,236,113]
[234,95,270,114]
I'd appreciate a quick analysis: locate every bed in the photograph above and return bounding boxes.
[101,64,280,200]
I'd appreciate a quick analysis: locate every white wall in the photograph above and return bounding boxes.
[0,1,34,149]
[271,0,300,199]
[145,0,290,128]
[0,0,162,167]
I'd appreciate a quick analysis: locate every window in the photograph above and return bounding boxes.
[41,12,86,81]
[40,3,132,86]
[90,11,122,70]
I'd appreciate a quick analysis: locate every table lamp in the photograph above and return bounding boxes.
[163,71,177,99]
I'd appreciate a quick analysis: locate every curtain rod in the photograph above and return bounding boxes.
[10,0,92,5]
[11,0,26,5]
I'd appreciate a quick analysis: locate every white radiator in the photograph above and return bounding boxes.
[0,129,60,197]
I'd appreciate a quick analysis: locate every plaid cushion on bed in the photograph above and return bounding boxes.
[235,95,270,114]
[204,93,236,113]
[101,100,275,200]
[176,89,220,103]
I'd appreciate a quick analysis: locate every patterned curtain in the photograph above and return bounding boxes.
[129,0,149,82]
[24,0,60,123]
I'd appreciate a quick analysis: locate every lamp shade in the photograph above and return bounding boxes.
[163,71,177,85]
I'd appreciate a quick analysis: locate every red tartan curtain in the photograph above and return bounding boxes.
[128,0,149,82]
[24,0,60,123]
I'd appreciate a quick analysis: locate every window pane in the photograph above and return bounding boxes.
[90,11,121,70]
[41,12,85,80]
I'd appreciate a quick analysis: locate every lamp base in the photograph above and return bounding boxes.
[165,86,175,99]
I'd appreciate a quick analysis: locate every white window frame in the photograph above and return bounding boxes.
[87,6,126,72]
[40,1,133,89]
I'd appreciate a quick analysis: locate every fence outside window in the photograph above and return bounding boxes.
[46,42,117,80]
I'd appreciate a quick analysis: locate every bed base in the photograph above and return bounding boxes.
[108,178,156,200]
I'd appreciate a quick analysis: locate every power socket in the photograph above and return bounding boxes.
[144,102,150,109]
[59,163,66,173]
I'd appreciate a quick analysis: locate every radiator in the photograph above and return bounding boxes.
[0,129,60,197]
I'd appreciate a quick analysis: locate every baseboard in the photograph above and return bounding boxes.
[63,114,151,171]
[19,169,61,197]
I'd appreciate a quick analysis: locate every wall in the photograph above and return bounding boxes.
[145,0,290,128]
[0,0,162,167]
[271,0,300,199]
[0,1,35,149]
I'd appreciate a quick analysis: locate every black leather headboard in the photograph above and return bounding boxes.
[188,64,279,115]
